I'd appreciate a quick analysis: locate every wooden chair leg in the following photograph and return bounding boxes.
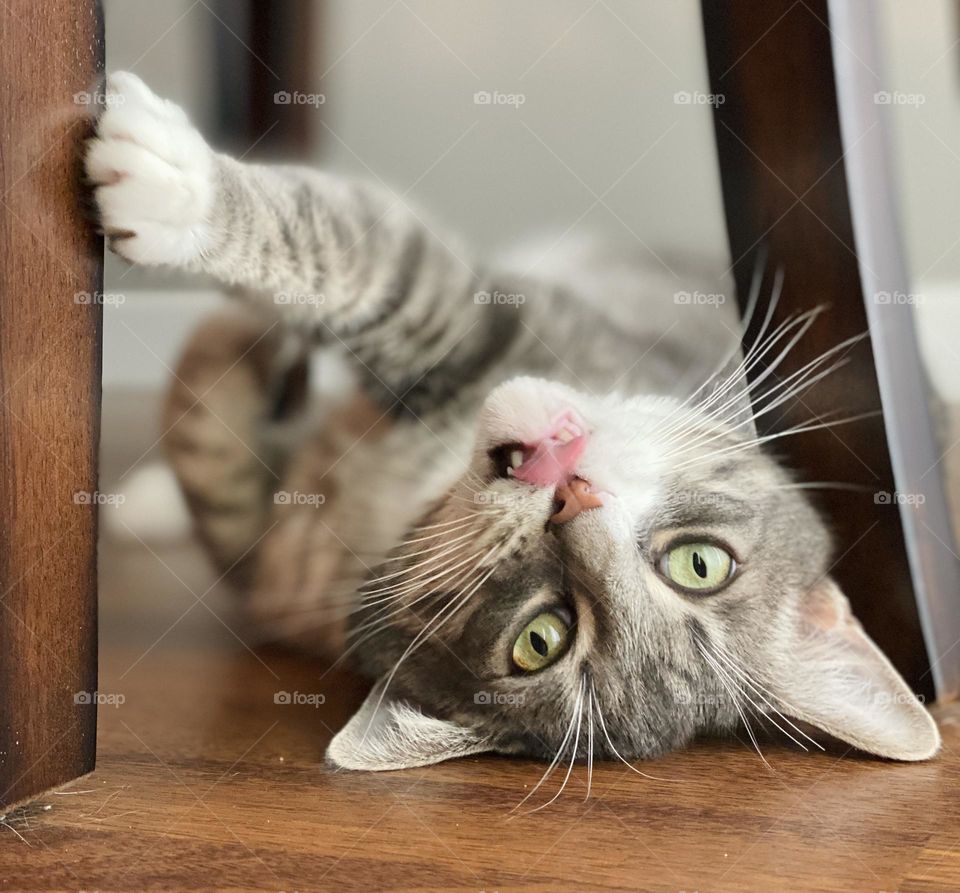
[702,0,958,698]
[0,0,103,810]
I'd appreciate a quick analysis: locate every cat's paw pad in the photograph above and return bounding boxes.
[85,71,215,266]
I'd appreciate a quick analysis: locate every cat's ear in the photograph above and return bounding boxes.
[326,681,491,771]
[772,577,939,760]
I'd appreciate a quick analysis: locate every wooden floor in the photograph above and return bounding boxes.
[3,395,960,892]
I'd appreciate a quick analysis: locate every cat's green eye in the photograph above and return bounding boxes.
[660,541,735,592]
[512,612,570,672]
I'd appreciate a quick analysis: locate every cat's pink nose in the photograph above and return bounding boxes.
[550,477,603,524]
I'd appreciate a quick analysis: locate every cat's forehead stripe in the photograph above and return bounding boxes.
[663,492,754,528]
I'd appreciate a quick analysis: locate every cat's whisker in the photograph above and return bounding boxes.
[359,545,486,594]
[381,527,481,563]
[397,518,485,547]
[362,550,502,736]
[354,549,485,618]
[653,279,796,443]
[510,675,585,816]
[361,555,473,606]
[591,682,672,782]
[770,481,872,492]
[667,301,831,444]
[584,683,595,802]
[657,303,827,448]
[349,559,485,638]
[694,636,773,770]
[649,251,770,426]
[708,639,824,751]
[522,675,586,814]
[404,513,485,533]
[310,557,493,678]
[700,643,809,752]
[671,410,881,473]
[676,336,845,446]
[661,354,854,463]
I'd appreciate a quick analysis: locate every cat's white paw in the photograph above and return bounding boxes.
[85,71,216,266]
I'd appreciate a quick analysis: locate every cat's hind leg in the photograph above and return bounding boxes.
[163,308,309,582]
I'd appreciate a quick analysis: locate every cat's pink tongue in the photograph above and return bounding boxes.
[512,435,587,486]
[511,413,589,487]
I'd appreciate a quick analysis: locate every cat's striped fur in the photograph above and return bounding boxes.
[86,72,939,776]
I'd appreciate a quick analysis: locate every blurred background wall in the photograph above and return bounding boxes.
[100,0,729,389]
[99,0,958,413]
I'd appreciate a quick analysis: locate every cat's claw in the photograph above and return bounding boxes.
[84,71,216,266]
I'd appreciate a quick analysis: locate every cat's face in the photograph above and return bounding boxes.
[328,376,939,772]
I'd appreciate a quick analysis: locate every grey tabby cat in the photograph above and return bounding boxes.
[86,72,939,775]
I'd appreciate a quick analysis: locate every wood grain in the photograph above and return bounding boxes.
[0,0,103,810]
[701,0,934,696]
[1,394,957,891]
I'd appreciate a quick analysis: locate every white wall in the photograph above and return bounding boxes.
[878,0,960,401]
[311,0,728,265]
[101,1,730,389]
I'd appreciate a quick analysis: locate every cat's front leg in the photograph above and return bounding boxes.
[84,72,547,416]
[85,71,218,267]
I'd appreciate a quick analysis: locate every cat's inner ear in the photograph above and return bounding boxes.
[699,349,757,439]
[771,577,939,761]
[326,679,491,771]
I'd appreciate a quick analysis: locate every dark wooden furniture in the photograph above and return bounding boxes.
[208,0,317,159]
[0,0,103,810]
[702,0,959,699]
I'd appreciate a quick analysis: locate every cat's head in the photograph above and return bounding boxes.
[328,374,939,771]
